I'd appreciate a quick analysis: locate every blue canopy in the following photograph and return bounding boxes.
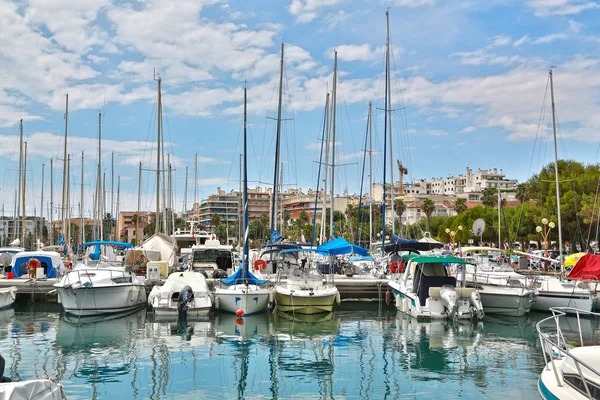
[221,265,267,286]
[12,254,60,278]
[385,234,444,253]
[84,241,134,248]
[317,237,368,256]
[270,230,282,243]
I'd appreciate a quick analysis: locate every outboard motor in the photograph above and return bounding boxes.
[439,285,459,319]
[212,269,228,279]
[177,285,194,317]
[469,291,485,320]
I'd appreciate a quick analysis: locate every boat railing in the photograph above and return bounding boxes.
[67,267,133,287]
[536,307,600,399]
[473,271,530,291]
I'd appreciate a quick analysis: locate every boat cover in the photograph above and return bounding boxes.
[568,253,600,280]
[139,233,178,268]
[0,379,67,400]
[148,271,209,303]
[385,234,444,253]
[221,265,267,286]
[11,252,67,278]
[317,237,368,256]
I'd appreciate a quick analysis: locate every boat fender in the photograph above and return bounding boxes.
[212,269,228,279]
[254,260,267,271]
[268,290,275,304]
[215,296,220,309]
[65,261,72,269]
[385,290,391,305]
[335,292,341,305]
[178,285,194,316]
[390,261,401,274]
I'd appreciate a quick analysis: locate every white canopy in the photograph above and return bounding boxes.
[139,233,178,268]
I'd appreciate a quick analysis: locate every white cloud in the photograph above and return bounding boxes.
[461,126,477,133]
[569,19,584,33]
[327,44,386,62]
[513,35,530,47]
[450,50,523,66]
[527,0,600,16]
[390,0,437,6]
[487,35,512,48]
[288,0,344,23]
[426,129,448,136]
[532,33,568,43]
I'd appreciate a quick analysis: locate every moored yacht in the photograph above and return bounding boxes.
[388,254,484,320]
[53,241,147,317]
[148,270,213,318]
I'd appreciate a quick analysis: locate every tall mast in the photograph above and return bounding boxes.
[497,189,501,249]
[67,155,71,247]
[16,119,23,241]
[155,75,161,234]
[167,156,172,235]
[161,112,167,235]
[242,84,249,278]
[549,69,564,279]
[81,151,84,246]
[239,153,242,243]
[12,191,16,242]
[368,102,373,245]
[62,94,69,239]
[357,104,371,243]
[50,159,53,245]
[312,92,329,244]
[21,141,27,246]
[40,163,45,244]
[98,113,103,241]
[137,162,142,245]
[270,42,284,235]
[111,152,114,240]
[116,176,121,241]
[381,10,390,253]
[321,91,331,244]
[329,50,338,239]
[386,11,395,233]
[184,166,188,216]
[194,153,198,212]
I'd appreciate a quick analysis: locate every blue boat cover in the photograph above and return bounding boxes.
[317,237,368,256]
[385,234,444,253]
[221,265,267,286]
[270,230,282,243]
[12,255,60,278]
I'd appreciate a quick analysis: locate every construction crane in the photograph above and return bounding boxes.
[397,159,408,196]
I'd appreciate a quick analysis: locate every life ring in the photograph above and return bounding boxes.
[254,259,267,271]
[390,261,401,274]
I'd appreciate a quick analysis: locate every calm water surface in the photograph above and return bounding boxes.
[0,301,554,399]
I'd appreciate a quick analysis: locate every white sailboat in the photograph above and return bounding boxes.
[213,84,273,317]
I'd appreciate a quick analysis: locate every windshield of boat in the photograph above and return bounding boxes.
[193,249,231,263]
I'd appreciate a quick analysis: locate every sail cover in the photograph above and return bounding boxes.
[221,265,267,286]
[568,253,600,280]
[385,234,444,253]
[317,237,368,256]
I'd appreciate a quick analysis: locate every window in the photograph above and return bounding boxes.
[563,374,600,399]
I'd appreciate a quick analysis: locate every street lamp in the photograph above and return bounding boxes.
[536,218,555,251]
[445,225,463,249]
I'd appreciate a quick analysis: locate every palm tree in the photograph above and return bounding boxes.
[131,213,139,245]
[421,198,435,232]
[481,187,498,208]
[515,183,529,204]
[454,198,467,214]
[394,198,406,234]
[210,213,221,228]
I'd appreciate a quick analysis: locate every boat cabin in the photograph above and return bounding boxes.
[191,237,233,275]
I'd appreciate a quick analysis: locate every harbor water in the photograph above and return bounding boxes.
[0,301,572,399]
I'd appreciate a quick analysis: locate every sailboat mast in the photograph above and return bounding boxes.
[62,94,69,239]
[386,11,395,234]
[271,42,284,235]
[381,10,390,253]
[184,166,188,216]
[40,163,45,244]
[321,92,331,244]
[98,113,103,241]
[67,155,71,247]
[243,84,249,277]
[81,151,84,246]
[137,162,141,245]
[549,69,564,279]
[16,119,23,241]
[312,92,329,244]
[50,158,53,245]
[116,176,121,241]
[111,152,114,240]
[357,104,371,243]
[497,189,501,249]
[369,102,373,245]
[329,50,338,239]
[194,153,198,211]
[156,76,161,234]
[21,141,27,246]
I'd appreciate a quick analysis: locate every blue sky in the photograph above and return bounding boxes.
[1,0,600,218]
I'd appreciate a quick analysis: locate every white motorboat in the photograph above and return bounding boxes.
[0,287,17,310]
[537,307,600,399]
[191,236,234,278]
[0,379,67,399]
[388,254,484,320]
[53,241,147,317]
[274,249,341,315]
[148,271,212,317]
[530,276,593,312]
[458,259,537,317]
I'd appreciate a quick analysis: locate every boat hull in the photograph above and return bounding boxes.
[214,285,271,316]
[532,290,593,313]
[56,285,148,317]
[0,286,17,310]
[538,359,590,400]
[477,286,536,317]
[275,287,339,315]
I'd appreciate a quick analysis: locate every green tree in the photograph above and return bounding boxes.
[454,198,467,214]
[515,183,529,204]
[421,198,436,232]
[210,213,221,228]
[481,188,498,208]
[394,198,406,233]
